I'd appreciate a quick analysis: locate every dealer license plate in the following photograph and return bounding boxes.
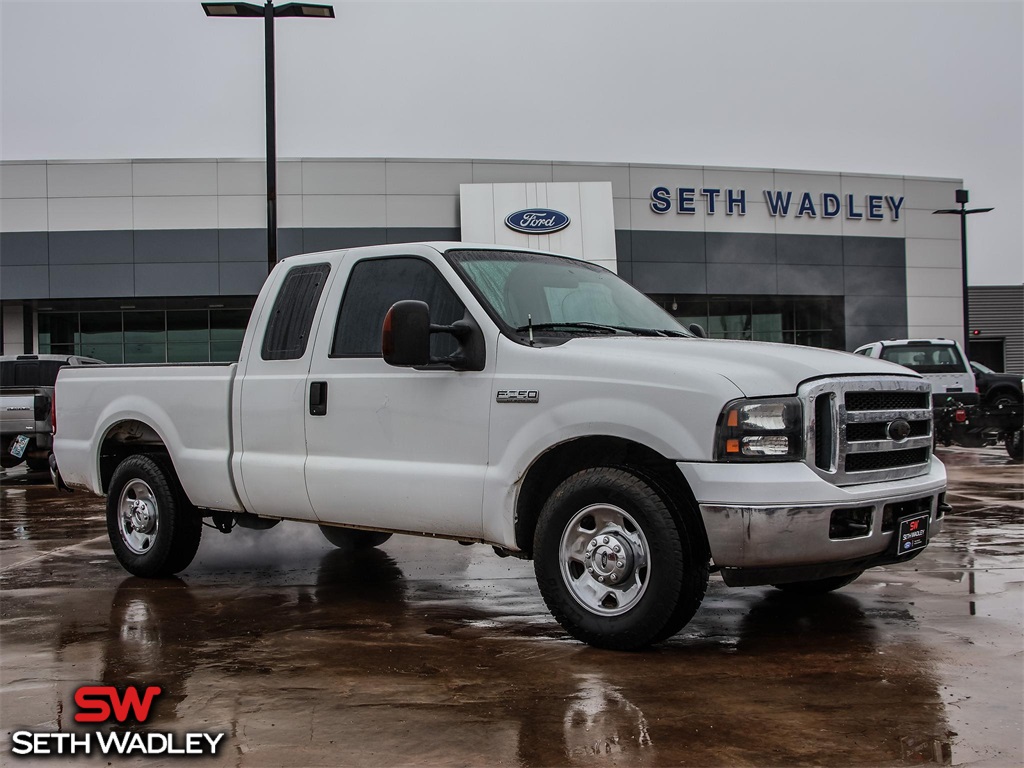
[9,435,30,459]
[897,513,929,556]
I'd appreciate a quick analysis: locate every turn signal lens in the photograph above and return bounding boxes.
[715,397,803,462]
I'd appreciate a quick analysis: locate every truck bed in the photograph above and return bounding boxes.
[54,363,244,512]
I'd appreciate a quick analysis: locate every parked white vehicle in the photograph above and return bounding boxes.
[853,338,979,407]
[52,243,948,649]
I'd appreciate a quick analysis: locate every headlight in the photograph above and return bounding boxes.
[715,397,804,461]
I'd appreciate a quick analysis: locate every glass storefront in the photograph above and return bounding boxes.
[38,303,254,364]
[651,295,845,350]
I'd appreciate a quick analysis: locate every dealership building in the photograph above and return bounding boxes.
[0,157,986,364]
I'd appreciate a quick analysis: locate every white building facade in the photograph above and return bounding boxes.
[0,158,966,362]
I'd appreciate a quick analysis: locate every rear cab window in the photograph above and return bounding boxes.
[880,344,967,373]
[261,264,332,361]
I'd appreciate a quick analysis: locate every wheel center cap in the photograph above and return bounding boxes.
[128,500,154,533]
[585,534,634,582]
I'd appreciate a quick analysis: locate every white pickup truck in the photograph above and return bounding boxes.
[52,243,948,650]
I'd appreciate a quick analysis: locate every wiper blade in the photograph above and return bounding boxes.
[513,321,680,337]
[513,321,617,335]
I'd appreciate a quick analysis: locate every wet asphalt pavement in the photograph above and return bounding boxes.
[1,447,1021,767]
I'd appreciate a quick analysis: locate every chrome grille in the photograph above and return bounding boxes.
[803,376,933,486]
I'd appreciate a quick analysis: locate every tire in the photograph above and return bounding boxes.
[1006,429,1023,461]
[106,455,202,578]
[533,467,708,651]
[773,571,863,596]
[988,392,1022,410]
[0,453,24,469]
[25,455,50,472]
[318,525,392,550]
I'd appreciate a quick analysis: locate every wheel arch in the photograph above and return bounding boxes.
[513,435,709,558]
[99,418,177,495]
[985,385,1023,404]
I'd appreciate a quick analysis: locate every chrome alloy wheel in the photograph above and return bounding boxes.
[118,479,159,555]
[558,503,651,616]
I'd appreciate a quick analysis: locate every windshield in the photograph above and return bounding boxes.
[447,250,690,338]
[880,344,967,374]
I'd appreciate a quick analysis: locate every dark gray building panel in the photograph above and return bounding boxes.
[631,262,707,294]
[135,229,218,264]
[777,264,844,295]
[707,263,778,294]
[614,230,632,266]
[279,229,305,259]
[135,263,218,297]
[49,230,133,265]
[844,265,907,296]
[846,325,910,351]
[846,295,909,328]
[386,227,460,245]
[219,229,266,262]
[50,264,134,298]
[0,232,48,266]
[0,265,49,299]
[776,235,843,266]
[302,228,382,253]
[842,236,905,267]
[627,231,706,263]
[705,232,776,264]
[220,262,268,296]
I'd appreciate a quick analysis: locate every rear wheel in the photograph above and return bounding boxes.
[773,571,863,596]
[106,455,202,577]
[1006,429,1023,460]
[318,525,392,550]
[533,467,708,651]
[25,455,50,472]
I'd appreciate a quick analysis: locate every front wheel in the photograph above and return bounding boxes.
[533,467,708,651]
[106,455,202,578]
[773,571,864,596]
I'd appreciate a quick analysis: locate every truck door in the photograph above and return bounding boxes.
[236,262,334,521]
[303,253,493,538]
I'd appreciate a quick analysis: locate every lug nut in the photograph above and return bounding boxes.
[585,552,591,560]
[610,574,617,582]
[602,536,609,544]
[613,545,621,553]
[597,576,605,582]
[617,561,625,569]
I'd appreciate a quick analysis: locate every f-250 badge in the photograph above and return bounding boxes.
[496,389,539,404]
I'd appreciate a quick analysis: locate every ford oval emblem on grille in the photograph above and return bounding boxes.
[504,208,570,235]
[887,419,912,442]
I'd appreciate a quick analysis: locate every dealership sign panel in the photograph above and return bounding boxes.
[460,182,617,273]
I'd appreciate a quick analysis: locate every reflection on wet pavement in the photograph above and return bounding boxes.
[1,446,1021,766]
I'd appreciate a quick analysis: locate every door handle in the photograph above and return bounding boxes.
[309,381,328,416]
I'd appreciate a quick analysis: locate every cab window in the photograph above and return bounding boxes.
[331,257,464,358]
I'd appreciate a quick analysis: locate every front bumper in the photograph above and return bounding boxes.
[677,459,947,586]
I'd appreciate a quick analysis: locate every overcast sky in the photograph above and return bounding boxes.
[1,0,1021,284]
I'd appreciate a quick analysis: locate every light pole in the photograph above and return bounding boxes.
[202,2,334,274]
[932,189,993,353]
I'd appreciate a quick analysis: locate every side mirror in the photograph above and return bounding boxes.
[383,300,431,366]
[688,323,707,338]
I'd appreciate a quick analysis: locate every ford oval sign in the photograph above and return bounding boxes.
[504,208,571,235]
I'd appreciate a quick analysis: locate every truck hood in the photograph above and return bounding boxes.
[557,336,919,397]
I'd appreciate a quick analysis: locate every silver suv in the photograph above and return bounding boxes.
[1,354,104,471]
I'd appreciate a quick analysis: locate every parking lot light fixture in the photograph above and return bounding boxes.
[932,189,993,353]
[202,1,335,273]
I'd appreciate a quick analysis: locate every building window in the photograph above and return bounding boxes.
[37,301,254,364]
[652,295,845,350]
